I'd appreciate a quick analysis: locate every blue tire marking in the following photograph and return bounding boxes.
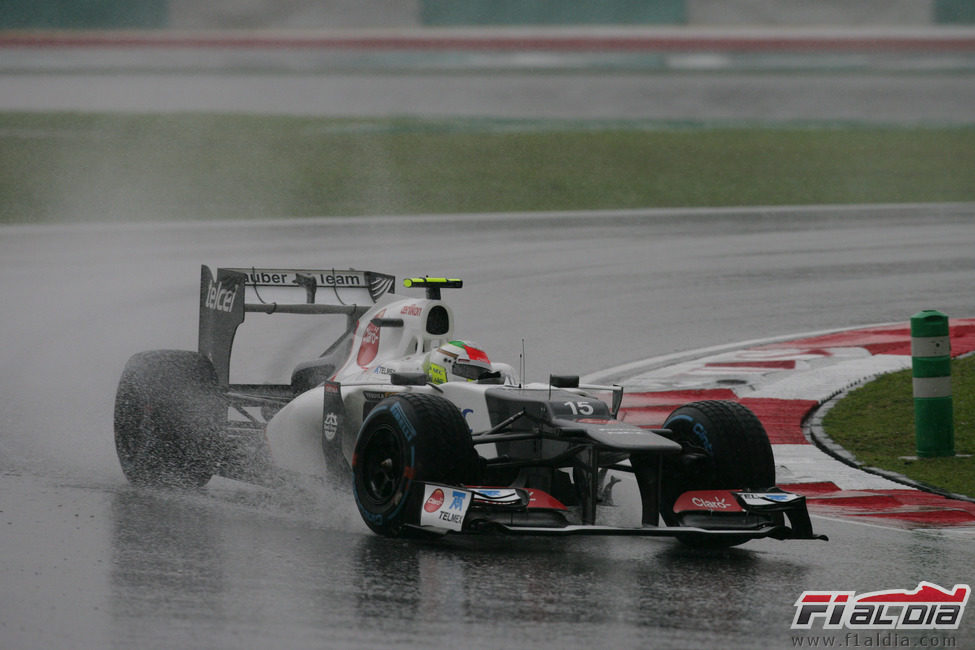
[665,414,713,454]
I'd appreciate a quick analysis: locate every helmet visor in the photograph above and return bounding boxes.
[452,362,487,381]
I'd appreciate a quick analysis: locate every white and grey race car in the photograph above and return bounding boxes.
[114,266,826,548]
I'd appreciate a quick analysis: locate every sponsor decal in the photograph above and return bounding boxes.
[572,419,641,437]
[322,381,342,441]
[427,363,447,384]
[576,418,614,425]
[470,488,522,504]
[390,402,417,441]
[247,271,292,284]
[692,495,733,510]
[525,489,568,511]
[400,304,423,317]
[357,308,385,367]
[673,490,744,514]
[419,484,471,531]
[245,270,362,287]
[739,492,802,506]
[424,488,445,513]
[205,279,238,313]
[792,582,970,631]
[323,412,339,441]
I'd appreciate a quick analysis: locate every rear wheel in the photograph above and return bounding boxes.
[353,392,480,537]
[659,400,776,548]
[114,350,225,488]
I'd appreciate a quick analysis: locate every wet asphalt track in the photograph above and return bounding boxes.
[2,40,975,650]
[1,68,974,123]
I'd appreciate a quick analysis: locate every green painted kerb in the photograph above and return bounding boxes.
[911,309,954,457]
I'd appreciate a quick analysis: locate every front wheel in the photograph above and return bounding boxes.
[659,400,777,548]
[352,392,480,537]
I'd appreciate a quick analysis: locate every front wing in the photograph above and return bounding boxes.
[401,482,827,542]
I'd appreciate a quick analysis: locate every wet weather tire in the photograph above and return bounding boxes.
[352,392,480,538]
[114,350,224,488]
[660,400,776,548]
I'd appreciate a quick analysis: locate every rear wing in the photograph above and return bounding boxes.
[199,265,395,384]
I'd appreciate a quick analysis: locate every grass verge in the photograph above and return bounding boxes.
[821,355,975,499]
[2,112,975,223]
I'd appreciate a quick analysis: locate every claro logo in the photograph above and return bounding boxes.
[205,280,238,313]
[691,495,733,510]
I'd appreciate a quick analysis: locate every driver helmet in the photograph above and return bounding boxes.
[425,340,492,384]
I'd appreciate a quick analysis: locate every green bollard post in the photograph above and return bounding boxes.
[911,310,954,458]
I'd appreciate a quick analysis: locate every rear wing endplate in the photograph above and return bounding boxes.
[198,266,395,384]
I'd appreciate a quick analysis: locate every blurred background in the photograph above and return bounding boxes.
[0,0,973,29]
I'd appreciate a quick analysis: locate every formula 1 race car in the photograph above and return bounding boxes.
[114,266,827,548]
